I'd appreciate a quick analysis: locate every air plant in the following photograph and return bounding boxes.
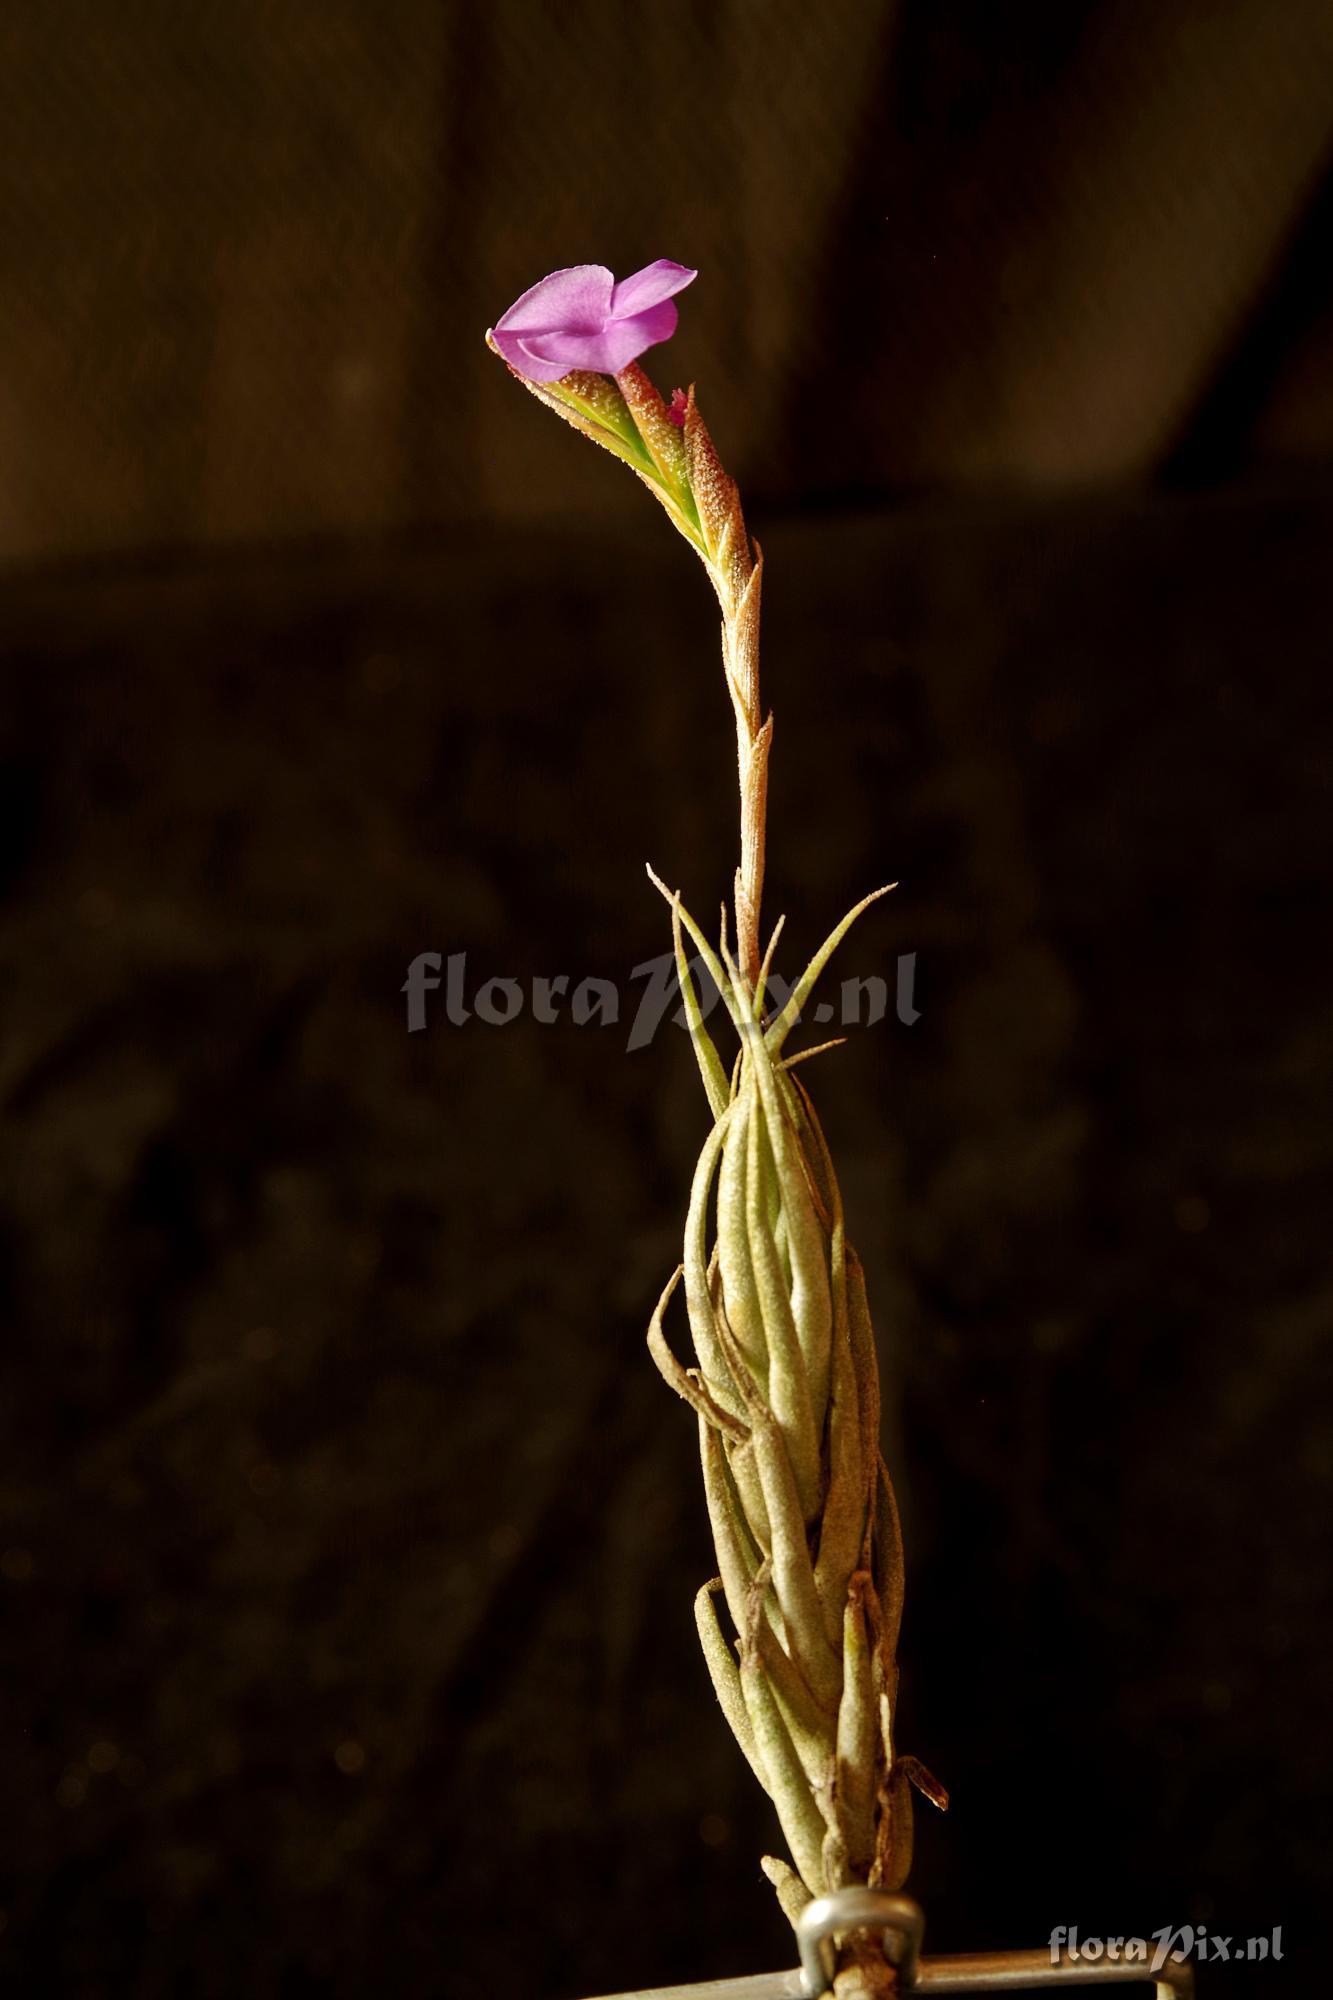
[487,261,946,1999]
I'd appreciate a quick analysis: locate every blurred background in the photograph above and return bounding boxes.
[2,2,1331,1996]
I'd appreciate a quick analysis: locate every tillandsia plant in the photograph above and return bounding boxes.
[487,261,947,1999]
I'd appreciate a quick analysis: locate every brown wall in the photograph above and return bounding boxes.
[3,0,1333,567]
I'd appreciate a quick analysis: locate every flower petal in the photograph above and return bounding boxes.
[520,300,680,377]
[491,327,581,384]
[494,263,615,335]
[610,259,697,319]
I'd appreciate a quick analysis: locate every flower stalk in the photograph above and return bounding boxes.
[485,339,769,987]
[487,269,944,1994]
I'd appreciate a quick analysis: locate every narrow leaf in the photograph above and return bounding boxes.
[748,1407,842,1710]
[741,1650,829,1894]
[845,1248,883,1526]
[745,1021,833,1425]
[744,1092,822,1522]
[682,1105,742,1402]
[834,1575,879,1874]
[873,1454,906,1662]
[700,1418,767,1638]
[765,885,897,1057]
[646,868,743,1036]
[760,1854,813,1926]
[716,1091,771,1394]
[646,1264,747,1437]
[695,1579,768,1795]
[669,894,730,1118]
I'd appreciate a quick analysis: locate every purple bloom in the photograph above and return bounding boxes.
[491,260,696,385]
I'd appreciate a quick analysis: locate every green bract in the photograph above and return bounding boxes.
[483,342,705,554]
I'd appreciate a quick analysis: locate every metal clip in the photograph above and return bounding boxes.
[797,1890,923,1995]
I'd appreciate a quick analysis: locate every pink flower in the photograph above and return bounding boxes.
[490,260,697,386]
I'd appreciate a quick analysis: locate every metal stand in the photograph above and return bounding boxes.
[587,1888,1196,2000]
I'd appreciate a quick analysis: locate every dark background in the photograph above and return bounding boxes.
[2,4,1331,1997]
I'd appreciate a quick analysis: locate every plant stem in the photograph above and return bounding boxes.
[716,549,768,994]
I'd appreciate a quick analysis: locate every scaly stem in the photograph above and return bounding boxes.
[726,584,770,993]
[675,384,769,992]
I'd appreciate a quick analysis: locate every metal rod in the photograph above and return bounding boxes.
[584,1958,1194,2000]
[583,1975,804,2000]
[582,1891,1197,2000]
[910,1949,1195,1995]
